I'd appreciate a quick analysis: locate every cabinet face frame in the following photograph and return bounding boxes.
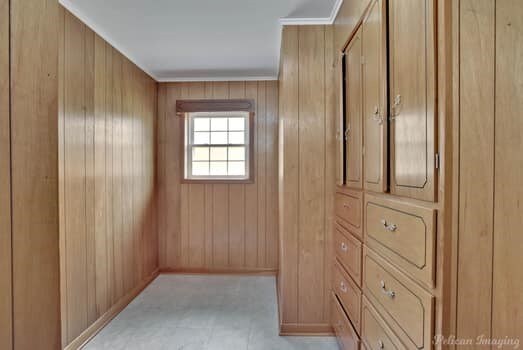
[336,52,346,187]
[362,0,388,194]
[344,27,364,190]
[389,0,437,202]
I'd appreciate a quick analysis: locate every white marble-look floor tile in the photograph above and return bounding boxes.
[84,275,339,350]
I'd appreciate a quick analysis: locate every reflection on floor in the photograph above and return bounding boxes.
[85,275,339,350]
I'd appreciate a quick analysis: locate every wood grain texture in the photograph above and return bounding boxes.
[362,0,388,194]
[345,27,363,189]
[59,9,158,347]
[389,0,437,202]
[0,0,12,347]
[278,25,335,330]
[456,0,495,341]
[492,0,523,342]
[157,81,279,271]
[334,0,371,51]
[10,0,62,348]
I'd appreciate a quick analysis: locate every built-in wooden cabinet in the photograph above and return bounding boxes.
[389,0,437,202]
[344,27,363,189]
[362,0,387,194]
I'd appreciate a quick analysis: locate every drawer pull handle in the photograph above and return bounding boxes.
[378,340,385,349]
[343,203,350,209]
[381,219,397,232]
[380,280,396,298]
[341,242,348,252]
[340,281,348,293]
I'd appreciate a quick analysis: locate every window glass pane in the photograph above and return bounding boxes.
[228,147,245,161]
[228,117,245,131]
[192,147,209,161]
[228,161,246,176]
[192,162,209,176]
[210,162,227,175]
[210,147,227,161]
[211,118,228,131]
[194,118,210,131]
[193,132,210,145]
[211,132,228,144]
[228,131,245,144]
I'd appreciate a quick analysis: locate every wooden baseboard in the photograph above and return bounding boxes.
[159,267,278,275]
[279,323,335,336]
[65,269,160,350]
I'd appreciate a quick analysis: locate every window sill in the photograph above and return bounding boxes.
[181,178,254,185]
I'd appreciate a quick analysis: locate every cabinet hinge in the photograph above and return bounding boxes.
[435,153,440,170]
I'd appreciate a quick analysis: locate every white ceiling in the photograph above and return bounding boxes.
[60,0,341,82]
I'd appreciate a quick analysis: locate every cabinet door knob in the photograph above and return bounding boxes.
[380,280,396,298]
[378,340,385,349]
[371,105,383,125]
[341,242,348,252]
[340,281,348,293]
[380,219,397,232]
[391,94,402,120]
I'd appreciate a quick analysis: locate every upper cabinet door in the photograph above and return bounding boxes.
[362,0,388,193]
[345,27,363,189]
[389,0,437,202]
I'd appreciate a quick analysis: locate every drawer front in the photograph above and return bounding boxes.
[363,248,434,350]
[361,296,406,350]
[364,194,436,288]
[333,261,362,332]
[335,223,362,286]
[332,293,360,350]
[336,191,363,238]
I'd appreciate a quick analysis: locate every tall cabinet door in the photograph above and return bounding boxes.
[362,0,387,193]
[345,27,363,189]
[389,0,436,201]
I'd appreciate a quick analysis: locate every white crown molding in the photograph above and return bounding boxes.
[156,76,278,83]
[59,0,160,81]
[279,0,343,25]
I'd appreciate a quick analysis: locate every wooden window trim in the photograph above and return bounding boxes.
[177,99,255,184]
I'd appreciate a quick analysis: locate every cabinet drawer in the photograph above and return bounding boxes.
[364,194,436,288]
[335,223,362,286]
[336,190,363,238]
[361,296,406,350]
[332,293,360,350]
[363,248,434,350]
[333,260,362,332]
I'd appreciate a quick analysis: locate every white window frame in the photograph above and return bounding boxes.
[184,111,251,182]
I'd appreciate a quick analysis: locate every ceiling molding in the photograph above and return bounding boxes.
[279,0,343,25]
[59,0,160,81]
[156,76,278,83]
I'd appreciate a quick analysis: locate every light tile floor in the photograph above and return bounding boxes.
[84,275,339,350]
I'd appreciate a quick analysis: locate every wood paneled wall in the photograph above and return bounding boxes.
[454,0,523,343]
[0,0,12,348]
[278,25,336,334]
[157,81,279,272]
[59,9,158,347]
[9,0,62,348]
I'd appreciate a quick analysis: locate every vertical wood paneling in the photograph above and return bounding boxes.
[0,0,12,347]
[297,26,326,323]
[11,0,62,347]
[493,0,523,342]
[456,0,495,340]
[158,81,279,272]
[60,9,158,347]
[278,25,333,331]
[279,25,300,324]
[244,81,260,268]
[228,81,246,268]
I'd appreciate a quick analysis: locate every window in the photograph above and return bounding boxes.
[177,99,255,182]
